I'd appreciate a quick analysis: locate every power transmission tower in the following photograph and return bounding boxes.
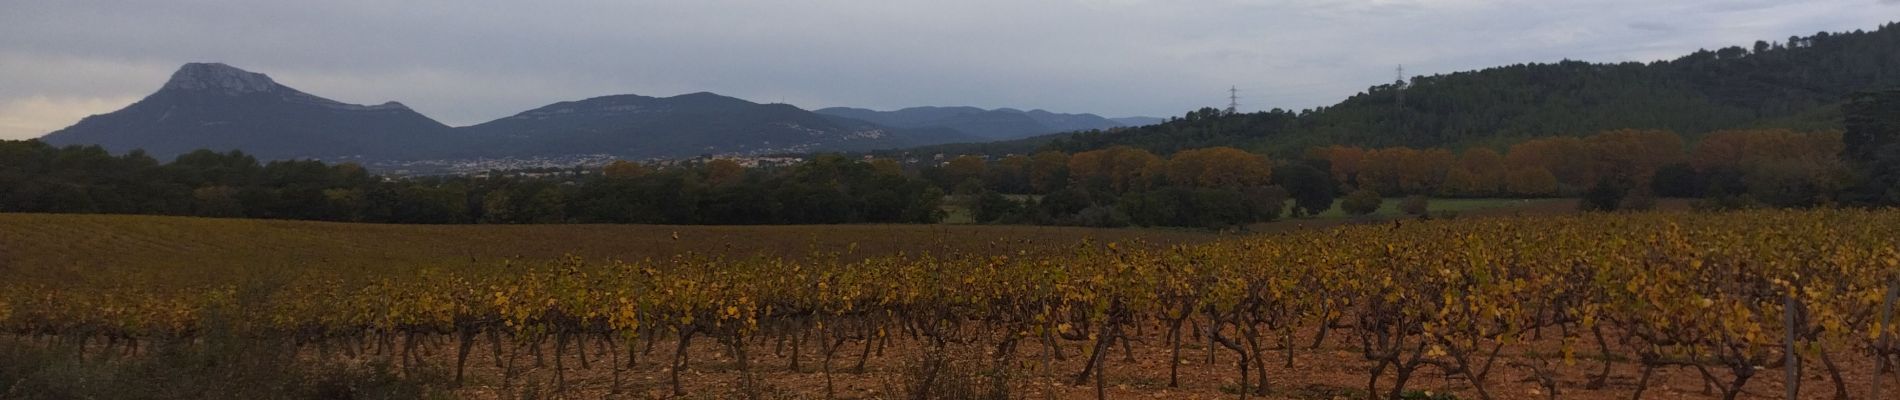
[1226,86,1240,115]
[1394,65,1407,139]
[1394,65,1406,106]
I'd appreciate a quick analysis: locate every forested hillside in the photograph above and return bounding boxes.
[1039,23,1900,157]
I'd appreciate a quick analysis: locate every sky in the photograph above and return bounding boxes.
[0,0,1895,140]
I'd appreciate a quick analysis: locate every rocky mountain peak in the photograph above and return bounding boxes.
[162,62,278,94]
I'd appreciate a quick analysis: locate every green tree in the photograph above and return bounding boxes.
[1272,163,1334,217]
[479,190,515,224]
[1340,189,1383,216]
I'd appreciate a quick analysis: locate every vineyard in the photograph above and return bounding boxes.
[4,210,1900,399]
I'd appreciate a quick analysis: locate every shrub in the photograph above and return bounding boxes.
[1619,188,1658,211]
[1340,189,1383,216]
[1580,181,1629,212]
[1398,195,1429,216]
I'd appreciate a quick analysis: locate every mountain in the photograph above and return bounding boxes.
[38,64,970,162]
[40,63,456,161]
[1030,22,1900,157]
[459,93,966,159]
[1110,117,1165,127]
[813,106,1137,140]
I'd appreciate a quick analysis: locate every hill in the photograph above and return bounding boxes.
[1001,22,1900,157]
[814,106,1142,140]
[39,63,459,161]
[458,92,969,159]
[37,64,976,163]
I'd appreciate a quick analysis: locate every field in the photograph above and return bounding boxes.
[1302,198,1558,219]
[3,210,1899,400]
[938,196,1597,225]
[0,213,1216,289]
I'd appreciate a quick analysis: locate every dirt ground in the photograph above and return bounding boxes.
[402,322,1887,400]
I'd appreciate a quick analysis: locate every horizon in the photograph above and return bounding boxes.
[2,1,1896,140]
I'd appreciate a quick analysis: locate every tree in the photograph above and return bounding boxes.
[1503,167,1560,197]
[1649,163,1703,198]
[1619,187,1658,211]
[1036,187,1094,218]
[1586,129,1686,188]
[1164,147,1273,188]
[869,159,904,177]
[1505,137,1596,192]
[1457,148,1506,194]
[521,187,566,224]
[1745,159,1848,207]
[1272,163,1334,217]
[603,160,649,179]
[1439,167,1486,197]
[1357,147,1413,195]
[1069,146,1162,193]
[1031,25,1900,159]
[1242,186,1289,223]
[1339,189,1383,216]
[1845,90,1900,205]
[904,186,948,223]
[323,188,368,221]
[1398,195,1429,216]
[1580,179,1629,212]
[972,191,1025,224]
[943,155,989,189]
[1311,145,1367,188]
[1689,129,1849,205]
[1028,151,1071,193]
[1690,129,1842,173]
[169,149,260,187]
[704,159,747,188]
[985,155,1033,194]
[479,190,515,223]
[191,186,244,217]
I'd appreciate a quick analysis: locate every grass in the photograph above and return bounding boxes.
[939,203,976,224]
[935,195,1568,227]
[1299,197,1562,219]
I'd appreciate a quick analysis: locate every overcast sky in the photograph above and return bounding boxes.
[0,0,1894,140]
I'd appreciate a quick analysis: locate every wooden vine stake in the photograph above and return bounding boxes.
[1785,295,1798,400]
[1876,278,1899,400]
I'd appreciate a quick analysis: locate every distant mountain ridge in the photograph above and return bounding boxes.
[41,63,457,161]
[457,92,970,159]
[1110,116,1165,127]
[37,63,996,162]
[813,106,1156,140]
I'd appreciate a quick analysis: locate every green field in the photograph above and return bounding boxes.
[1300,197,1564,219]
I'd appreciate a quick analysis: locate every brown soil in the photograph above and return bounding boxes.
[344,323,1888,400]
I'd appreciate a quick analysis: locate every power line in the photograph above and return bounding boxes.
[1226,86,1240,114]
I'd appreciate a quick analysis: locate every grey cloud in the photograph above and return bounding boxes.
[0,0,1893,140]
[1628,22,1677,32]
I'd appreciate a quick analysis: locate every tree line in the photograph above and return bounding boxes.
[932,118,1900,226]
[1309,128,1849,209]
[1037,23,1900,158]
[0,141,943,225]
[4,87,1892,230]
[0,125,1863,230]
